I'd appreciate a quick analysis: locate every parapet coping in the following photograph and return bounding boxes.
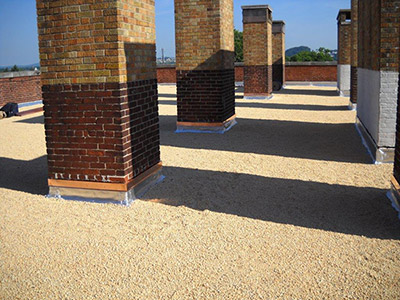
[241,5,272,12]
[286,61,337,66]
[0,70,40,79]
[337,9,351,21]
[157,62,338,68]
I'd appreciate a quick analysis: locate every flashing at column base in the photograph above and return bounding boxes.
[355,118,394,164]
[47,163,163,206]
[176,115,237,134]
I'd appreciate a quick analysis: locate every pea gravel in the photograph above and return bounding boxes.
[0,85,399,299]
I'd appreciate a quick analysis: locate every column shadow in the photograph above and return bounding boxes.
[0,156,48,195]
[159,116,372,164]
[158,99,349,111]
[274,88,339,97]
[143,166,400,240]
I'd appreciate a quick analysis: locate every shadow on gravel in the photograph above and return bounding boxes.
[143,166,400,240]
[0,156,48,195]
[15,115,44,124]
[159,116,371,164]
[158,99,348,111]
[158,93,178,99]
[274,88,339,97]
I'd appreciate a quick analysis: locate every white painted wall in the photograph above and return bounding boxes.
[357,68,399,148]
[337,64,351,95]
[378,71,399,147]
[357,68,380,145]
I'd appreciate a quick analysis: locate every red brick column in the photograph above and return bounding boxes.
[272,21,285,91]
[350,0,358,107]
[174,0,236,133]
[37,0,162,204]
[242,5,273,99]
[337,9,351,97]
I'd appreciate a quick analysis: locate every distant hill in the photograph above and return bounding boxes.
[285,46,311,57]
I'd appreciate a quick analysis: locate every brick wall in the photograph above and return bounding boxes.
[157,66,176,84]
[0,74,42,107]
[37,0,160,190]
[285,64,337,82]
[158,64,338,83]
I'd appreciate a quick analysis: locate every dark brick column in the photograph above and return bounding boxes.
[174,0,236,133]
[356,0,400,164]
[337,9,352,97]
[350,0,358,108]
[242,5,273,99]
[37,0,162,204]
[272,21,285,91]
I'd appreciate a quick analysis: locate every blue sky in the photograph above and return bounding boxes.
[0,0,350,66]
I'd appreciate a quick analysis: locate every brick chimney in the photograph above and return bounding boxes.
[272,20,286,91]
[337,9,352,97]
[242,5,273,99]
[174,0,236,133]
[37,0,162,204]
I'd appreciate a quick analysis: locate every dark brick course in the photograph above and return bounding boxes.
[244,65,272,96]
[43,79,160,184]
[176,69,235,123]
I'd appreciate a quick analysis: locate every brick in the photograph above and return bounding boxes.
[175,0,235,124]
[37,0,161,186]
[272,21,285,90]
[0,75,42,107]
[242,5,273,96]
[337,10,352,65]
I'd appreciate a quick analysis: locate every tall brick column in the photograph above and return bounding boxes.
[356,0,400,163]
[174,0,236,133]
[242,5,273,100]
[272,20,285,91]
[37,0,162,204]
[350,0,358,108]
[337,9,352,97]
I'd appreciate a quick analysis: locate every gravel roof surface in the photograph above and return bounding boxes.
[1,85,399,299]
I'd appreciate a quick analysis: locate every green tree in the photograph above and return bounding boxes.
[234,29,243,62]
[11,65,19,72]
[288,47,333,62]
[3,67,9,72]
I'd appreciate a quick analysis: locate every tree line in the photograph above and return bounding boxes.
[1,65,21,72]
